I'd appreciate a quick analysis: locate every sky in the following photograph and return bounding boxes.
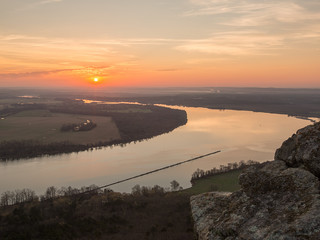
[0,0,320,88]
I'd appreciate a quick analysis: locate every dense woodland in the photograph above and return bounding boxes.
[0,100,187,160]
[0,185,194,240]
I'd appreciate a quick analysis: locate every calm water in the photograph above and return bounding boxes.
[0,105,317,195]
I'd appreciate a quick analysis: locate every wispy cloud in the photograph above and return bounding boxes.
[38,0,64,5]
[0,35,138,79]
[1,28,319,82]
[175,31,284,55]
[156,68,180,72]
[13,0,66,12]
[185,0,320,26]
[0,66,117,80]
[181,0,320,57]
[0,69,74,79]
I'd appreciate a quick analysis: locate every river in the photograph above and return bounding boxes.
[0,104,317,195]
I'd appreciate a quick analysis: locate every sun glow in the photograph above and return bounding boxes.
[94,78,99,82]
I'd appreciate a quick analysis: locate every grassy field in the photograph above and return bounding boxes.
[0,110,121,145]
[183,169,242,195]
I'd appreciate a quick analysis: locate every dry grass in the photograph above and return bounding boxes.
[0,110,121,145]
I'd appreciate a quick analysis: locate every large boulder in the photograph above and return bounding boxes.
[191,122,320,240]
[275,122,320,177]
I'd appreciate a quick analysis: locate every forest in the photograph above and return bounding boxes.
[0,183,194,240]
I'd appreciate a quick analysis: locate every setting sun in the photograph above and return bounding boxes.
[94,78,99,82]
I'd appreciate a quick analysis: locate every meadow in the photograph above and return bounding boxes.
[184,169,241,195]
[0,110,121,145]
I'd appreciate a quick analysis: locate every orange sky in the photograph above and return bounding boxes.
[1,0,320,88]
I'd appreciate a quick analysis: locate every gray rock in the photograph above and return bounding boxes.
[191,122,320,240]
[275,122,320,177]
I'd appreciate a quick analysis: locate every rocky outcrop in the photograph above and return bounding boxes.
[275,122,320,177]
[191,122,320,240]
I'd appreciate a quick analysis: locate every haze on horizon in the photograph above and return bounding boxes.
[1,0,320,88]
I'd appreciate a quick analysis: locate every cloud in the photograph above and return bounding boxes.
[39,0,64,5]
[0,35,45,41]
[181,0,320,57]
[0,66,115,79]
[185,0,320,26]
[0,69,74,79]
[156,68,180,72]
[72,66,116,77]
[175,31,284,55]
[12,0,65,12]
[14,0,67,12]
[0,35,120,64]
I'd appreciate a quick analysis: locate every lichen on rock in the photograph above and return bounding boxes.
[191,122,320,240]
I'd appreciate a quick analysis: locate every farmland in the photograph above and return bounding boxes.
[0,110,120,145]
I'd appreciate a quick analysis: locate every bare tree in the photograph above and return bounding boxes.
[131,184,141,196]
[1,191,14,206]
[45,186,57,199]
[170,180,180,191]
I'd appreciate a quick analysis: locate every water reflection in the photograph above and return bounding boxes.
[0,106,317,195]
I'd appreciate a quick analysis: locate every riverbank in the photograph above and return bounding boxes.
[0,100,187,160]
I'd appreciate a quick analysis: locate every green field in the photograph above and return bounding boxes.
[183,169,242,195]
[0,110,121,145]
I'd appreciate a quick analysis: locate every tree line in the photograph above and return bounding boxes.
[0,184,103,207]
[0,180,182,207]
[190,160,260,184]
[131,180,182,197]
[0,182,193,240]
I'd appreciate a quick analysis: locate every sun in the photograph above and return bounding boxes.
[94,78,99,82]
